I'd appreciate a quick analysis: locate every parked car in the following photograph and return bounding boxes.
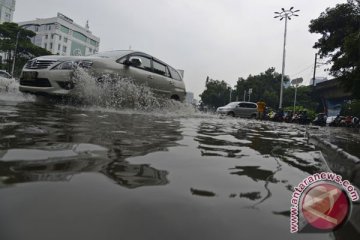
[0,70,13,92]
[216,101,258,118]
[326,115,337,126]
[19,50,186,101]
[0,70,12,79]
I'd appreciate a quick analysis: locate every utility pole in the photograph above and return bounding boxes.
[243,90,246,101]
[312,53,318,86]
[11,31,21,76]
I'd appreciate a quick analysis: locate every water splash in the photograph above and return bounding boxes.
[0,77,35,102]
[70,69,198,116]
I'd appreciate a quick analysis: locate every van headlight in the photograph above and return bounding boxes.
[52,60,93,70]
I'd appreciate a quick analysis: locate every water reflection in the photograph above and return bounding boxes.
[0,102,182,188]
[230,166,279,183]
[194,120,328,209]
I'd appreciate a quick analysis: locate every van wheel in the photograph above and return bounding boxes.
[170,95,180,101]
[96,77,104,83]
[228,112,235,117]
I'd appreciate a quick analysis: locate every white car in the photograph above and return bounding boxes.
[19,50,186,101]
[216,101,258,118]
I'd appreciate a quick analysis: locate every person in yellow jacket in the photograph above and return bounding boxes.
[256,99,266,120]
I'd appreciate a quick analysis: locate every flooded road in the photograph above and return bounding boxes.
[0,90,359,239]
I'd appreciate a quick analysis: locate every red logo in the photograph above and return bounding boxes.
[301,182,350,230]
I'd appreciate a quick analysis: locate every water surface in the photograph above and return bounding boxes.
[0,86,358,239]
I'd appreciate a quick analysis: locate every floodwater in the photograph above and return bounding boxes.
[0,79,359,240]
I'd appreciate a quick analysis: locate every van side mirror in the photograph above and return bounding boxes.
[129,57,142,67]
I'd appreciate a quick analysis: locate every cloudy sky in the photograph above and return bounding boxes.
[14,0,346,98]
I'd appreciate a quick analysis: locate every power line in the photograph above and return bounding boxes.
[290,63,314,78]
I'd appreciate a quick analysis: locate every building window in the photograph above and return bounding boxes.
[44,43,47,49]
[45,35,48,39]
[64,37,68,43]
[58,44,61,51]
[35,26,39,32]
[60,25,70,34]
[63,46,67,52]
[51,34,54,39]
[59,35,62,41]
[73,31,87,42]
[50,43,53,49]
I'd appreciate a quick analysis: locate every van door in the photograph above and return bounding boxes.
[151,60,173,96]
[246,103,258,117]
[119,55,153,86]
[236,103,247,117]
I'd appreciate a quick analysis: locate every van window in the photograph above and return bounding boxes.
[153,61,170,77]
[238,103,247,108]
[131,55,152,71]
[246,103,257,108]
[168,66,182,81]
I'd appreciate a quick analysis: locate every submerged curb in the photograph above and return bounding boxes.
[307,133,360,189]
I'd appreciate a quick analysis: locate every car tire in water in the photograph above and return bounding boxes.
[170,95,180,101]
[228,112,235,117]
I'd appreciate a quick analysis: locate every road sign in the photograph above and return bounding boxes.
[291,78,303,85]
[248,88,253,94]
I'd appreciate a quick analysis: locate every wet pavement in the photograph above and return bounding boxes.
[0,92,359,239]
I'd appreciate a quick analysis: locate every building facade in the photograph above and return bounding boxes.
[0,0,15,23]
[18,13,100,56]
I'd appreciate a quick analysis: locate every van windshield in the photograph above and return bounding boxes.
[91,50,133,59]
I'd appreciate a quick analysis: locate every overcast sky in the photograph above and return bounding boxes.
[14,0,346,98]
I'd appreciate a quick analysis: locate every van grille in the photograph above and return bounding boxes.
[20,78,51,87]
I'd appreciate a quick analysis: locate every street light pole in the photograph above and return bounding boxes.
[279,16,288,110]
[274,7,300,109]
[293,84,298,113]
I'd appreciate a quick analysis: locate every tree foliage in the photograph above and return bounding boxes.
[200,68,321,111]
[309,0,360,97]
[235,67,289,108]
[0,22,51,76]
[283,86,321,113]
[200,78,231,108]
[341,99,360,117]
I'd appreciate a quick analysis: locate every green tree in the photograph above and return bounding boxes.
[0,22,51,76]
[234,67,289,108]
[309,0,360,97]
[283,86,321,112]
[341,100,360,117]
[200,78,231,108]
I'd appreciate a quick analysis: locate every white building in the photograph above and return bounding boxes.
[0,0,15,23]
[18,13,100,56]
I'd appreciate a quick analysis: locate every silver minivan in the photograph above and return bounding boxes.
[19,50,186,101]
[216,101,258,118]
